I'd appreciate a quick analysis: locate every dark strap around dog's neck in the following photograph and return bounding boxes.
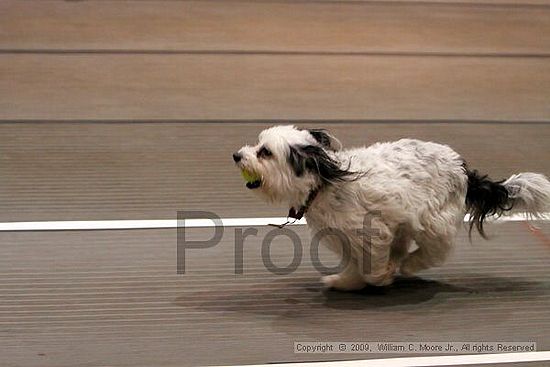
[268,186,322,229]
[288,187,320,220]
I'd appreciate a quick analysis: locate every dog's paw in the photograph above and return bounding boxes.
[364,262,397,286]
[398,264,416,278]
[399,257,421,277]
[321,274,365,291]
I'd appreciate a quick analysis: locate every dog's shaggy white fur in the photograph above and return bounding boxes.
[234,125,550,291]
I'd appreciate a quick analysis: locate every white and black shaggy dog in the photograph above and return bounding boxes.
[233,125,550,291]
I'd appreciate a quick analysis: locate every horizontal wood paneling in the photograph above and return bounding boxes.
[0,122,548,222]
[1,55,549,121]
[0,1,549,54]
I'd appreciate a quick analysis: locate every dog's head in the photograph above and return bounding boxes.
[233,125,353,206]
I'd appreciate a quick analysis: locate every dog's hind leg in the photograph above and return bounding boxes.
[400,232,454,276]
[401,199,462,276]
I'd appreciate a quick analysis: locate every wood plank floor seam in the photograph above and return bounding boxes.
[1,50,550,58]
[1,119,549,125]
[81,0,550,9]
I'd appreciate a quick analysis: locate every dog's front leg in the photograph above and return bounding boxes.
[318,230,366,291]
[356,220,396,287]
[321,261,365,291]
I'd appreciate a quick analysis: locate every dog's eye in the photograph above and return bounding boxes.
[257,147,272,158]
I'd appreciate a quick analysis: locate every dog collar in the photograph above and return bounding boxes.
[288,187,320,220]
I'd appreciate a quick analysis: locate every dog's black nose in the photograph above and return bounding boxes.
[232,152,242,163]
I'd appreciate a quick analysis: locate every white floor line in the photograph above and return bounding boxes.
[0,213,548,231]
[226,351,550,367]
[0,217,303,231]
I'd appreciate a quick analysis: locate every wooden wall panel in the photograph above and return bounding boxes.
[1,55,549,121]
[1,1,549,54]
[1,122,548,222]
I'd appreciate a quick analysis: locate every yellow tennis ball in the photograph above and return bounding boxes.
[241,169,261,183]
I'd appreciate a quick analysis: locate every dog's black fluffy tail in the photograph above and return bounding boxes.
[464,166,550,238]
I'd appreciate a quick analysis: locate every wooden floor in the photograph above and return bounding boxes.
[1,1,549,366]
[1,224,550,367]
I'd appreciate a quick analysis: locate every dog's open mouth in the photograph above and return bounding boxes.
[241,169,262,190]
[245,180,261,189]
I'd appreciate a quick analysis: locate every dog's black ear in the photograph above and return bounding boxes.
[305,129,342,151]
[288,144,358,184]
[288,145,306,177]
